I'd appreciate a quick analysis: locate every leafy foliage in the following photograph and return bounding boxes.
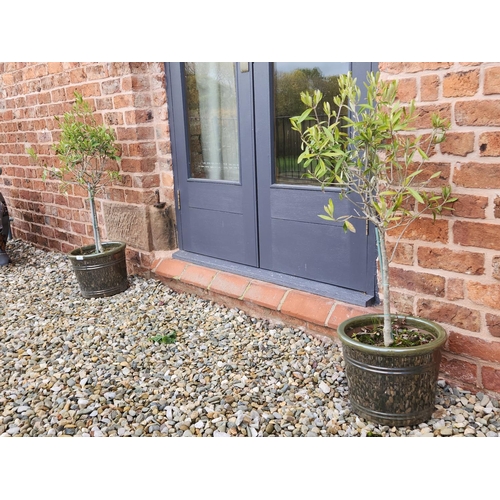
[290,72,457,346]
[39,92,121,197]
[28,91,121,254]
[150,331,177,344]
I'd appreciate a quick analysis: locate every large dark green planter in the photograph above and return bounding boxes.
[337,314,447,427]
[68,241,129,298]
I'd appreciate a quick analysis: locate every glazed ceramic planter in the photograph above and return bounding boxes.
[68,241,129,298]
[337,314,447,427]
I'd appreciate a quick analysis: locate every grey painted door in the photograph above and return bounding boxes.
[166,63,258,266]
[167,62,377,296]
[254,62,377,294]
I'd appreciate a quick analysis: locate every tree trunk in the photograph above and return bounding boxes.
[89,193,103,254]
[376,228,393,346]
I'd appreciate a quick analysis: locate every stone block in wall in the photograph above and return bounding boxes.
[103,202,178,252]
[148,205,177,251]
[104,203,151,251]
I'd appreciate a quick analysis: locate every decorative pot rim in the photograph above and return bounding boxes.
[337,313,447,357]
[68,241,126,259]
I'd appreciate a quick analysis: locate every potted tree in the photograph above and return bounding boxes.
[290,72,456,427]
[29,91,129,298]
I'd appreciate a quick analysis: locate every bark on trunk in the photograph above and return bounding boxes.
[89,193,103,254]
[376,227,393,346]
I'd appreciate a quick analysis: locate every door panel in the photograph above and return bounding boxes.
[269,218,369,290]
[166,62,258,267]
[254,62,377,294]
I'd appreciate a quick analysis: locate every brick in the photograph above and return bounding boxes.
[454,221,500,250]
[440,132,474,157]
[128,142,157,158]
[243,281,286,310]
[179,264,217,289]
[454,162,500,188]
[413,104,451,129]
[280,290,335,326]
[417,298,480,331]
[479,132,500,156]
[486,313,500,337]
[135,126,155,141]
[482,366,500,392]
[124,190,154,204]
[134,93,152,108]
[154,258,187,279]
[386,241,413,265]
[396,78,417,102]
[133,174,160,189]
[390,267,445,296]
[409,161,451,188]
[446,278,464,301]
[380,62,453,74]
[484,67,500,95]
[443,70,479,97]
[388,218,448,243]
[421,74,440,101]
[452,194,487,219]
[130,74,151,92]
[103,111,124,126]
[493,197,500,219]
[86,64,108,81]
[456,100,500,126]
[418,247,484,275]
[209,272,249,299]
[493,256,500,280]
[113,94,134,109]
[125,109,153,125]
[467,281,500,310]
[448,331,500,363]
[389,291,414,315]
[440,357,477,386]
[326,303,376,329]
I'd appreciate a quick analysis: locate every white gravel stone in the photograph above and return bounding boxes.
[1,239,499,438]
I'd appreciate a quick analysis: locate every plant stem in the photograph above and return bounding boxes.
[375,227,393,346]
[89,192,103,254]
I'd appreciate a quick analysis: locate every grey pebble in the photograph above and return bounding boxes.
[0,239,499,438]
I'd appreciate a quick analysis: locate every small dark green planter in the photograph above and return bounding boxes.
[68,241,129,298]
[337,314,447,427]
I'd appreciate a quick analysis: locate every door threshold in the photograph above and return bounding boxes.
[173,250,377,307]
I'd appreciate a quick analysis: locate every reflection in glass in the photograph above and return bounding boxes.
[185,62,240,181]
[274,62,350,185]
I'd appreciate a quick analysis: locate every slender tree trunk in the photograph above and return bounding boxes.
[376,228,393,346]
[89,192,103,254]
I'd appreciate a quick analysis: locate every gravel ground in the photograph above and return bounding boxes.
[0,239,499,437]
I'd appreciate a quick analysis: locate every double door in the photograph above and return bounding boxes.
[166,62,377,304]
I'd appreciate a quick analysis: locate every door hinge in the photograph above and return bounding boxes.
[366,219,369,236]
[177,189,181,210]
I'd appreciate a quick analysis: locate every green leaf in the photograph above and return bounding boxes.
[150,331,177,344]
[297,108,312,123]
[343,220,356,233]
[407,187,424,204]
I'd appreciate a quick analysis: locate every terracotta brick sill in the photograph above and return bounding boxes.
[151,256,381,341]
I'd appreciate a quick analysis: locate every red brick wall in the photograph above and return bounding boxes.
[2,61,500,395]
[380,62,500,394]
[0,62,173,273]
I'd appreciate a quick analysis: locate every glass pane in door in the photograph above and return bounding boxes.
[185,62,240,182]
[274,62,350,185]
